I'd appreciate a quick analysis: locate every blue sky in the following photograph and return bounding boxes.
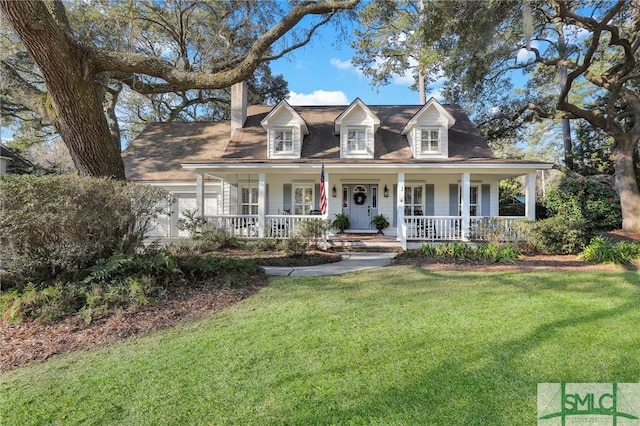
[269,23,433,106]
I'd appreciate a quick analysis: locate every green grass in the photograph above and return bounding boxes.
[2,267,639,425]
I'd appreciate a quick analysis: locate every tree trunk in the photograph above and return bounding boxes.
[0,1,125,179]
[614,134,640,232]
[557,22,574,170]
[105,84,123,152]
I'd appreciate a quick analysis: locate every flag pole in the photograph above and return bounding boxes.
[320,161,328,249]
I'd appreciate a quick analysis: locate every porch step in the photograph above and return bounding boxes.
[328,233,403,253]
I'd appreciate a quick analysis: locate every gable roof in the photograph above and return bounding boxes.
[333,98,380,134]
[123,103,496,181]
[260,100,309,134]
[401,97,456,134]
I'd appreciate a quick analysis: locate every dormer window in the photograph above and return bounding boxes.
[261,100,308,159]
[402,98,455,159]
[334,99,380,159]
[420,129,440,153]
[274,129,294,153]
[347,128,367,153]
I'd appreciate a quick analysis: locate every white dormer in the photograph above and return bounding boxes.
[261,100,309,159]
[402,98,456,159]
[334,98,380,159]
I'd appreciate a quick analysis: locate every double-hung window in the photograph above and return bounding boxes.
[241,186,258,215]
[347,128,367,153]
[404,185,424,216]
[459,185,479,216]
[293,185,314,215]
[420,129,440,153]
[274,129,293,153]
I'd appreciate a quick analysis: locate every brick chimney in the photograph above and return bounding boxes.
[230,81,247,136]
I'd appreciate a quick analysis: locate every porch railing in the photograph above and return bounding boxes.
[265,214,320,239]
[205,215,259,238]
[404,216,462,241]
[405,216,528,242]
[204,214,326,239]
[204,214,529,242]
[469,216,528,242]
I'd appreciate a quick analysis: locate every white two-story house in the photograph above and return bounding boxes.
[123,82,552,248]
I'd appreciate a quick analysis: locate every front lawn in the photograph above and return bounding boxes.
[2,268,639,425]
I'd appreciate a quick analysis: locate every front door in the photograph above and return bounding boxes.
[343,184,378,230]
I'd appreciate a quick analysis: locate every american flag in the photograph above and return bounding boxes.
[319,163,327,215]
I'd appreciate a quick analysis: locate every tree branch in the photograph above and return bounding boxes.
[90,0,359,89]
[0,60,51,121]
[261,13,335,61]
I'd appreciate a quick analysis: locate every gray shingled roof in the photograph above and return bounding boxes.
[123,104,498,181]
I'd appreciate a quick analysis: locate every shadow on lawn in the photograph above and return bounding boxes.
[283,269,640,425]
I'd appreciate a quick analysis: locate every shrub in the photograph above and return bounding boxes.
[0,175,170,289]
[475,243,522,264]
[297,218,330,247]
[174,255,265,288]
[544,177,621,239]
[524,216,587,254]
[416,243,522,264]
[578,237,640,265]
[0,283,82,324]
[282,236,308,256]
[0,246,265,323]
[201,226,245,250]
[176,208,208,239]
[253,237,282,252]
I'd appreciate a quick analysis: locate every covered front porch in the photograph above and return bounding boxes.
[183,162,548,249]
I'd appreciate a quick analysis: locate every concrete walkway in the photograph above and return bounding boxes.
[262,252,396,277]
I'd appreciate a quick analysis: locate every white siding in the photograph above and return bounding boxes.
[408,103,451,159]
[266,108,303,159]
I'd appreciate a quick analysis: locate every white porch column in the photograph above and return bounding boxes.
[196,172,205,216]
[461,172,470,241]
[525,172,536,220]
[258,173,266,238]
[397,172,406,249]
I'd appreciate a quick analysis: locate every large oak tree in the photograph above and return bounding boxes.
[354,0,640,232]
[0,0,359,179]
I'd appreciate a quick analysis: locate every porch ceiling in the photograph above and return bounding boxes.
[185,161,552,178]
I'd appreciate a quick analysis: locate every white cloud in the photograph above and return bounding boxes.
[517,40,539,63]
[329,57,364,77]
[564,24,590,42]
[287,90,349,106]
[426,87,444,102]
[329,57,353,70]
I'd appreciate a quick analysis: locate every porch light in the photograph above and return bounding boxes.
[383,185,389,197]
[332,185,337,197]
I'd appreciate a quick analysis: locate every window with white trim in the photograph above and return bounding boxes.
[459,185,479,216]
[420,128,440,153]
[347,128,367,153]
[404,185,423,216]
[293,185,314,215]
[241,186,258,215]
[274,129,293,153]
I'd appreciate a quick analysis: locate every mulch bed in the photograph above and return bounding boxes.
[2,236,638,372]
[256,251,342,267]
[0,283,265,372]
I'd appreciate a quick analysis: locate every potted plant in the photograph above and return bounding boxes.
[331,213,350,234]
[370,213,390,235]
